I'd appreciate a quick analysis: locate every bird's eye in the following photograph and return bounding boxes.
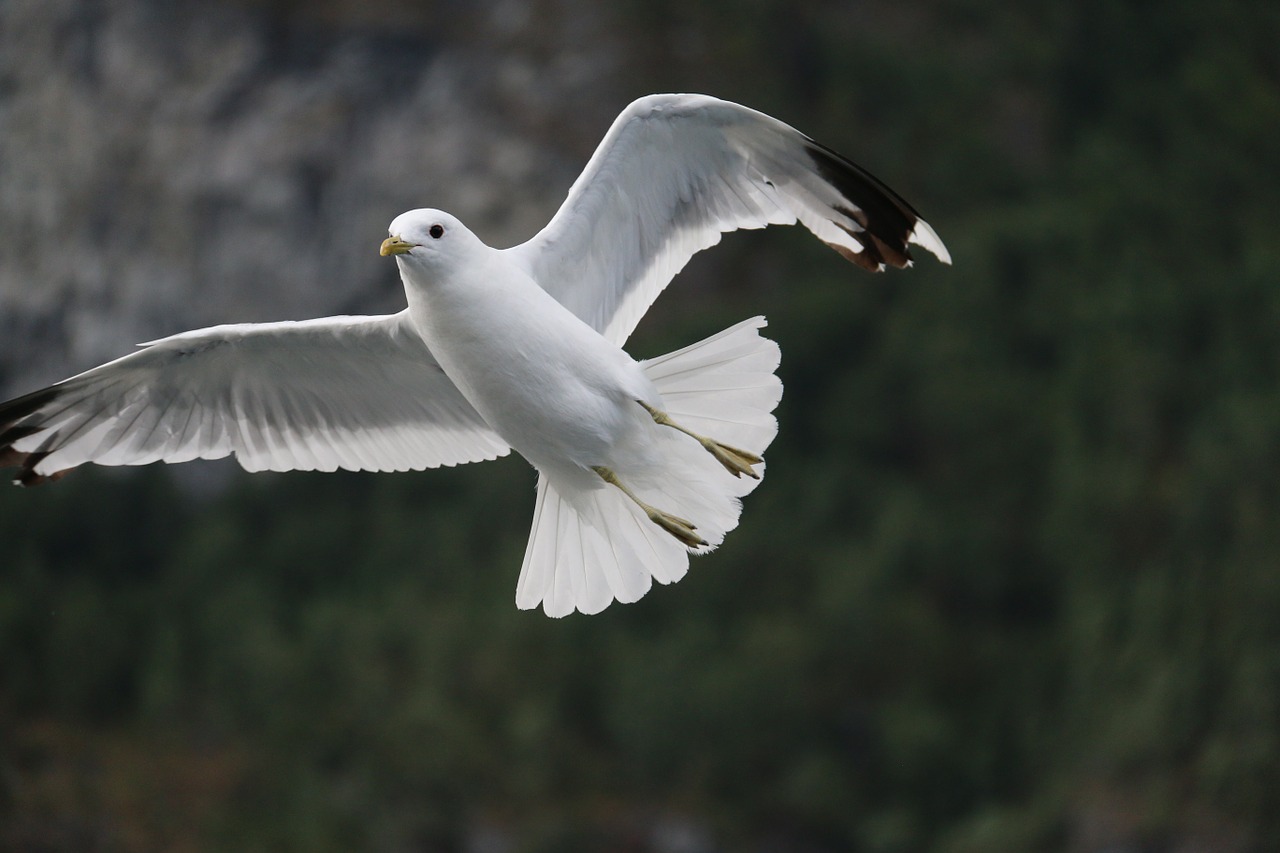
[429,224,444,239]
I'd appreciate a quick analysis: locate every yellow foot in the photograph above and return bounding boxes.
[592,465,709,548]
[637,400,762,479]
[646,506,707,549]
[700,438,761,479]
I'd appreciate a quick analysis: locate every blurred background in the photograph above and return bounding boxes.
[1,0,1278,850]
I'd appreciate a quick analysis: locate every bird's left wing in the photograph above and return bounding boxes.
[0,310,509,485]
[505,93,951,347]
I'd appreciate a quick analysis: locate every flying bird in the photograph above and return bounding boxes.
[0,94,949,616]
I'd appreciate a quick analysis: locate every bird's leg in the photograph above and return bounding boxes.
[591,465,708,548]
[636,400,762,479]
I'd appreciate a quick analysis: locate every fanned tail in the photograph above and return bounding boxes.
[516,316,782,617]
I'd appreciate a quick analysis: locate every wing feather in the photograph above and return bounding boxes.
[0,311,509,484]
[506,94,950,346]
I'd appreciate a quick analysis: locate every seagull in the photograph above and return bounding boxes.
[0,94,949,616]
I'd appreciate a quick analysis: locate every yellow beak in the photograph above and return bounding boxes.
[380,235,416,257]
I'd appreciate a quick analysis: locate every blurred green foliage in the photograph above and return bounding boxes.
[4,1,1280,850]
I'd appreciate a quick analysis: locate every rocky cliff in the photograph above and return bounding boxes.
[0,0,635,393]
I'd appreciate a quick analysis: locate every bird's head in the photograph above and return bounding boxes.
[380,209,481,272]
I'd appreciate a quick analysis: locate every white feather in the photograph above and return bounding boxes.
[507,94,950,347]
[2,312,508,477]
[515,317,781,616]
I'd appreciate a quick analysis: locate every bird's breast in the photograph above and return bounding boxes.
[407,270,654,471]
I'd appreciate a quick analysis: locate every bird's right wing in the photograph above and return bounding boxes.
[0,311,509,485]
[506,94,950,348]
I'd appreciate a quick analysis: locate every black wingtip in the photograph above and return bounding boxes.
[13,452,72,486]
[0,384,62,430]
[0,385,72,487]
[805,139,941,271]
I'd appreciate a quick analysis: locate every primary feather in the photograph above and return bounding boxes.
[0,312,507,484]
[508,94,950,346]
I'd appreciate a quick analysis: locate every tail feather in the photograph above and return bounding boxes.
[645,317,781,454]
[516,316,782,617]
[517,475,679,616]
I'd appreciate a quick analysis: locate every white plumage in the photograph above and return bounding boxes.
[0,94,949,616]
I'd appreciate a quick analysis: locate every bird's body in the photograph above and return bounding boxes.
[398,217,658,483]
[0,94,950,616]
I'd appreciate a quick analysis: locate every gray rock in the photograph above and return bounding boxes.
[0,0,628,393]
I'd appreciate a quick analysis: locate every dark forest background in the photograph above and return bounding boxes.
[2,0,1278,850]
